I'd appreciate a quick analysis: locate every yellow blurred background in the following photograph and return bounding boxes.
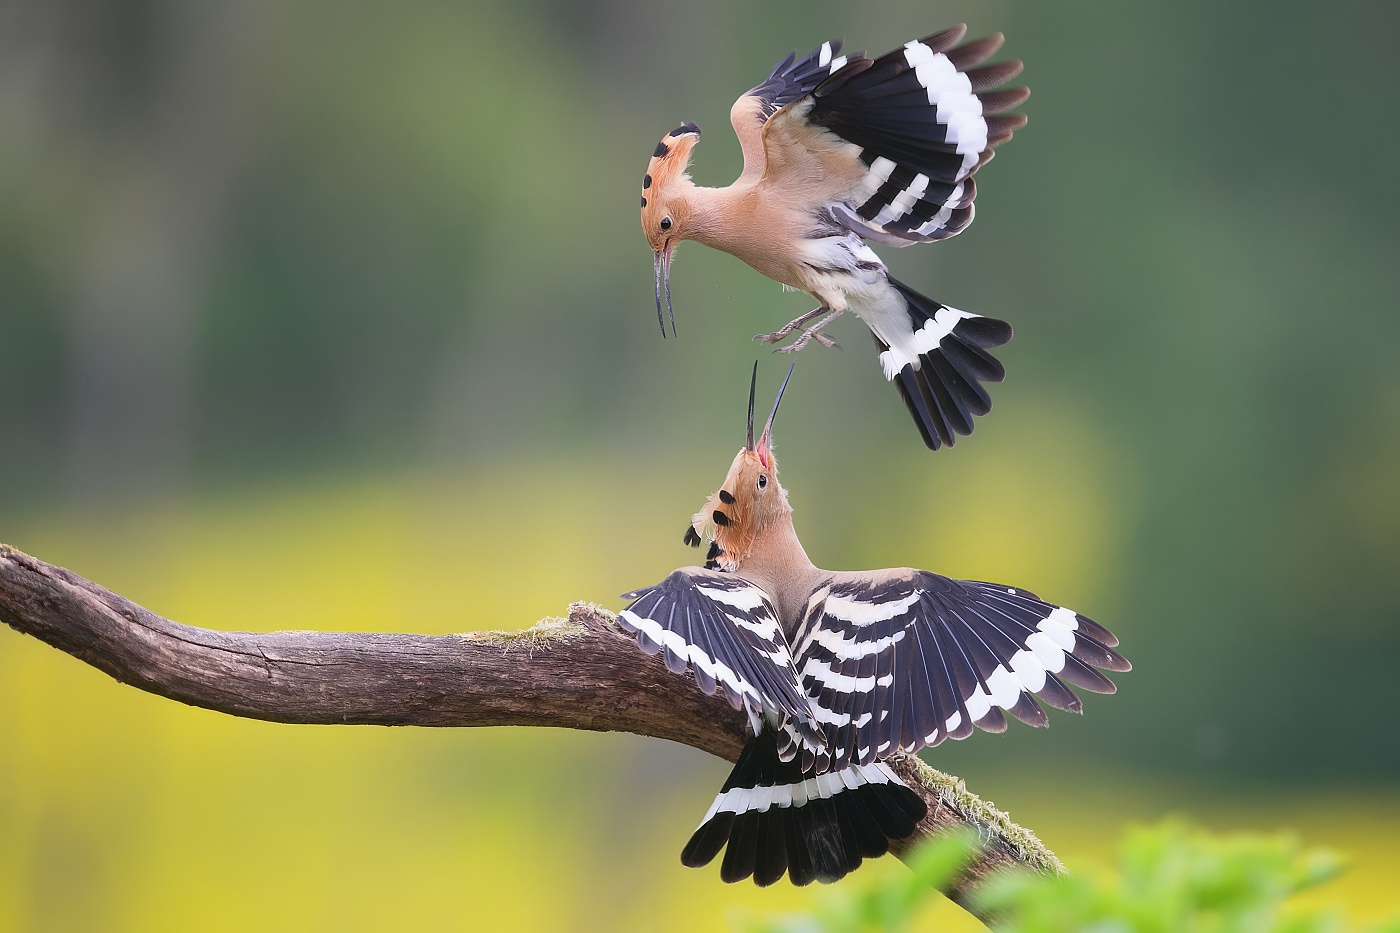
[2,0,1397,929]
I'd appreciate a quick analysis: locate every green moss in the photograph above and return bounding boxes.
[906,756,1064,875]
[463,616,588,653]
[566,600,614,624]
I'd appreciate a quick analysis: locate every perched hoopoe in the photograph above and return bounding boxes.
[618,365,1129,886]
[640,26,1029,451]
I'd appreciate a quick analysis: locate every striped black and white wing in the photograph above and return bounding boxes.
[620,569,819,745]
[784,571,1130,772]
[764,26,1029,247]
[742,40,861,124]
[731,40,868,182]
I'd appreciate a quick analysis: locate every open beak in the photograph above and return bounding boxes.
[653,245,676,338]
[756,361,796,461]
[746,361,794,465]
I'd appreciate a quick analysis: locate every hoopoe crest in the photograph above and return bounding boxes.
[618,364,1130,886]
[640,26,1029,452]
[641,123,701,337]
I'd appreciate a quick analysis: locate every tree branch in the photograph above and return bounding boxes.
[0,541,1060,918]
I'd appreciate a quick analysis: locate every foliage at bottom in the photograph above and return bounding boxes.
[741,821,1400,933]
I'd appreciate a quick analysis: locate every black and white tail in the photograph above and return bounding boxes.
[681,730,927,886]
[876,277,1012,450]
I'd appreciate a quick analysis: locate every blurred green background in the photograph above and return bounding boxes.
[1,0,1397,929]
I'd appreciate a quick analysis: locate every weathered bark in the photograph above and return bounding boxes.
[0,542,1061,919]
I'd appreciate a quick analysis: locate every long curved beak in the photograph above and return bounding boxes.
[653,246,676,338]
[745,361,758,451]
[756,361,796,460]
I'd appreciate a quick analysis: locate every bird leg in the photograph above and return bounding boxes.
[753,306,833,345]
[772,308,846,354]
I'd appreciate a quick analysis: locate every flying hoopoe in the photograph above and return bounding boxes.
[618,365,1130,886]
[640,26,1028,451]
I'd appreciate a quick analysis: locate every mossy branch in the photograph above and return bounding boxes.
[0,542,1058,919]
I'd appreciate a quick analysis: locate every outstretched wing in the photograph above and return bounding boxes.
[620,569,820,748]
[760,26,1029,246]
[730,40,866,181]
[783,570,1129,772]
[745,40,855,125]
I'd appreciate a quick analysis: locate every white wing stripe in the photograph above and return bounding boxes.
[806,700,852,726]
[804,657,880,693]
[696,583,769,613]
[822,590,922,625]
[803,624,906,660]
[1024,631,1068,674]
[731,614,784,643]
[901,42,988,156]
[620,609,761,704]
[913,199,961,236]
[871,173,931,227]
[1037,607,1079,651]
[868,156,897,185]
[754,645,794,667]
[1008,648,1048,693]
[985,664,1023,709]
[963,683,992,721]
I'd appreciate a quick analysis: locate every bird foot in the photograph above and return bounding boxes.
[759,308,846,354]
[774,329,840,353]
[753,306,832,344]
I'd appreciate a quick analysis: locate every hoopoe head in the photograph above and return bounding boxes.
[641,123,701,337]
[684,363,794,571]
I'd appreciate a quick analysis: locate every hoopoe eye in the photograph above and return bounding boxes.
[757,474,768,490]
[660,217,672,231]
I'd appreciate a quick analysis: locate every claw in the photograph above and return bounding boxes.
[774,331,840,353]
[754,306,831,344]
[766,308,846,354]
[774,331,839,354]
